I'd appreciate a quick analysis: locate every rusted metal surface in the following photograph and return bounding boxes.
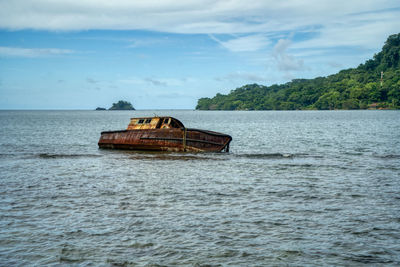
[98,117,231,152]
[127,117,184,130]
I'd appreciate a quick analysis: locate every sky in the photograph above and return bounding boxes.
[0,0,399,109]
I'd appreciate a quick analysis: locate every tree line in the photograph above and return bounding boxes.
[196,33,400,110]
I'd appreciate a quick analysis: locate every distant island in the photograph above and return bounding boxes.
[95,100,135,110]
[196,33,400,110]
[109,100,135,110]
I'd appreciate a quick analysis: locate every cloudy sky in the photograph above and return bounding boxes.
[0,0,399,109]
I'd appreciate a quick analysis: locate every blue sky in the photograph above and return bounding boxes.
[0,1,399,109]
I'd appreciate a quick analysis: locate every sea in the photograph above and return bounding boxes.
[0,110,399,266]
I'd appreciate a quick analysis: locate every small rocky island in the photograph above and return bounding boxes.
[96,100,135,110]
[95,100,135,111]
[109,100,135,110]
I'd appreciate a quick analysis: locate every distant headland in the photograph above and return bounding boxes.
[96,100,135,110]
[196,33,400,110]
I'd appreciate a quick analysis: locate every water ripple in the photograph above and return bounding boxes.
[1,110,399,266]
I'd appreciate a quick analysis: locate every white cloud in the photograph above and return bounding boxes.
[144,78,168,87]
[0,0,398,55]
[0,1,398,34]
[215,71,266,82]
[210,34,270,52]
[0,46,74,57]
[273,39,305,71]
[291,7,400,52]
[127,37,170,48]
[156,92,193,99]
[86,77,98,84]
[119,76,188,87]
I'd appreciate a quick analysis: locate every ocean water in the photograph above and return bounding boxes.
[0,110,399,266]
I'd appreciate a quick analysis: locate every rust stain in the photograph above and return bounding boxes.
[98,116,231,152]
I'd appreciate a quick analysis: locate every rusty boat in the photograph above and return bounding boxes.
[98,117,232,152]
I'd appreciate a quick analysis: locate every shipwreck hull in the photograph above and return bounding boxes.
[98,128,232,152]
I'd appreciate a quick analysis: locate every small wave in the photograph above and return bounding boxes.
[373,154,400,159]
[129,154,222,161]
[344,253,393,264]
[106,258,137,266]
[129,242,154,249]
[59,245,90,263]
[278,163,313,168]
[213,249,240,258]
[38,153,102,159]
[236,153,294,159]
[0,152,101,159]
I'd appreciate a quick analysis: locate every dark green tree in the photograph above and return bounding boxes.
[109,100,135,110]
[196,33,400,110]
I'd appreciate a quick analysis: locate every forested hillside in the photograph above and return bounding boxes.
[196,33,400,110]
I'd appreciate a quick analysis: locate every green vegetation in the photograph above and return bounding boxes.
[109,100,135,110]
[95,107,106,110]
[196,33,400,110]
